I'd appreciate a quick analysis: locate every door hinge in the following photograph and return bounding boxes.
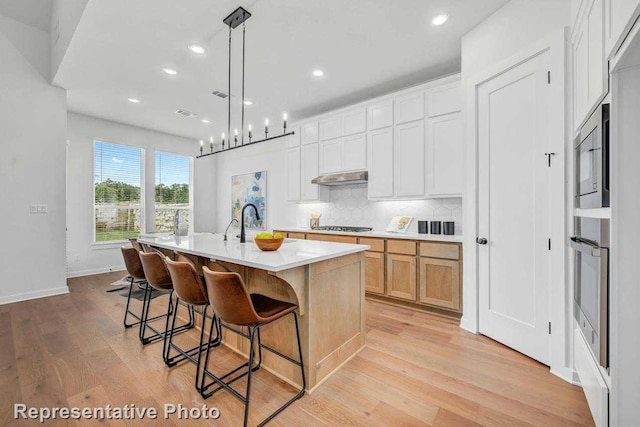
[547,71,551,84]
[548,238,551,251]
[548,322,552,334]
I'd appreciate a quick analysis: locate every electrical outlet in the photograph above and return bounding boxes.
[30,204,48,214]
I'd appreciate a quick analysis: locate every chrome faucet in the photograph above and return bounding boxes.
[224,218,238,241]
[240,203,260,243]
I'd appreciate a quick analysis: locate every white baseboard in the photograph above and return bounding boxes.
[459,316,479,334]
[0,286,69,305]
[66,265,126,278]
[551,366,579,385]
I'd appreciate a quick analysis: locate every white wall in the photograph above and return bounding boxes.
[66,112,216,277]
[50,0,89,80]
[0,15,68,304]
[460,0,573,379]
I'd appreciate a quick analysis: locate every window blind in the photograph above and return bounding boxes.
[154,151,191,232]
[94,140,142,242]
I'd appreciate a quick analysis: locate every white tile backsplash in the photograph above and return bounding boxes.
[294,185,462,235]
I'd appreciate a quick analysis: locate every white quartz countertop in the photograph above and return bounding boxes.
[274,227,463,243]
[138,233,369,272]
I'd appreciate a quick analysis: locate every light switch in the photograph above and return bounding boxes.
[30,204,48,214]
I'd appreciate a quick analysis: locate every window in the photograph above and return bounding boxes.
[94,141,143,242]
[155,151,192,232]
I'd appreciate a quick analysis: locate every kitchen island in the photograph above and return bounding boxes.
[138,233,369,391]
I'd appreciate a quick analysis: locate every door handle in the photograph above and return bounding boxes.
[476,237,488,245]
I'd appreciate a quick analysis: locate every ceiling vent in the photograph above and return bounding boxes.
[175,109,197,118]
[212,90,229,99]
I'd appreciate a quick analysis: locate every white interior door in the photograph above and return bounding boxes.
[477,51,552,365]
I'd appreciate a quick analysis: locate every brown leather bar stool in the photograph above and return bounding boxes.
[139,251,195,351]
[120,247,170,340]
[165,258,221,391]
[201,267,306,427]
[120,246,147,329]
[128,238,143,252]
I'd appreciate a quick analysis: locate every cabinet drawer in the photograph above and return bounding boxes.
[358,237,384,252]
[387,240,417,255]
[307,234,358,244]
[288,232,306,239]
[419,242,459,260]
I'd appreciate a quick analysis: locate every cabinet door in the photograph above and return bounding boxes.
[301,122,319,144]
[367,128,394,198]
[386,254,417,301]
[426,112,463,197]
[605,0,640,59]
[319,138,342,174]
[343,109,366,136]
[367,100,393,130]
[394,91,424,124]
[320,116,341,141]
[365,251,385,295]
[342,133,367,171]
[419,257,461,311]
[286,126,301,148]
[573,0,607,129]
[285,147,301,201]
[426,82,462,117]
[301,144,319,200]
[394,121,425,198]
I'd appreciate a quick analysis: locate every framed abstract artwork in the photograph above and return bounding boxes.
[231,171,266,230]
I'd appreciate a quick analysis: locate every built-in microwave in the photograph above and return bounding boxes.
[571,217,610,369]
[575,103,610,208]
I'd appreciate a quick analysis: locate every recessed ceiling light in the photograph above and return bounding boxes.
[188,44,205,54]
[243,100,253,106]
[431,14,449,26]
[312,69,325,77]
[162,67,178,75]
[201,119,210,124]
[127,98,141,103]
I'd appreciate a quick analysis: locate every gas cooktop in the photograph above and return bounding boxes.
[313,226,373,232]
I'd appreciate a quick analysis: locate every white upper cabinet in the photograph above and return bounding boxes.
[394,121,425,198]
[572,0,607,130]
[301,143,329,202]
[342,109,366,136]
[367,100,393,130]
[394,91,424,124]
[319,116,341,141]
[426,82,462,117]
[319,138,343,174]
[367,128,394,199]
[301,122,319,145]
[605,0,640,59]
[286,126,300,148]
[426,113,463,197]
[286,147,301,201]
[319,134,366,174]
[342,133,367,172]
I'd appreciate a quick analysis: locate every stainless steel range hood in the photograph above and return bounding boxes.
[311,171,368,186]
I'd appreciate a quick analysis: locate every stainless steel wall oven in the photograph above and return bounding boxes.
[571,217,610,369]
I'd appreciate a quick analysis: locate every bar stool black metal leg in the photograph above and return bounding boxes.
[139,284,151,342]
[243,326,258,427]
[195,304,211,392]
[123,277,141,328]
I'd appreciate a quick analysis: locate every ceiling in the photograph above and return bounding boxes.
[54,0,508,141]
[0,0,51,32]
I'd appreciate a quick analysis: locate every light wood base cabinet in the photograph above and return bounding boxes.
[419,257,461,312]
[386,254,417,301]
[364,251,385,295]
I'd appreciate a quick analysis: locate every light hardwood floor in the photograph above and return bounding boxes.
[0,272,594,426]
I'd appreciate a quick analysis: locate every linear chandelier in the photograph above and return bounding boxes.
[196,6,294,159]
